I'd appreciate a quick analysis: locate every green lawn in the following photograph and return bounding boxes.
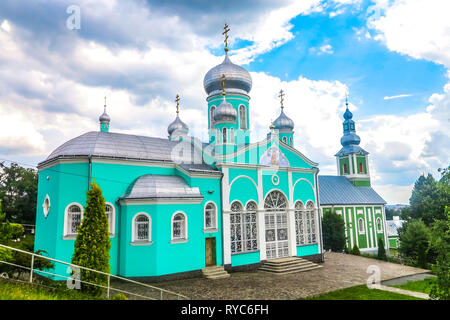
[304,285,425,300]
[0,279,101,300]
[392,279,434,295]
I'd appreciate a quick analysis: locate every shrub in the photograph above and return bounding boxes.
[398,219,430,269]
[350,244,360,255]
[112,293,128,300]
[322,211,347,252]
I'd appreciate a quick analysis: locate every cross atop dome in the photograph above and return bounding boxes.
[279,89,285,109]
[223,23,230,53]
[99,96,111,132]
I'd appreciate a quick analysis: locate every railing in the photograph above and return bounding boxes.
[0,243,188,300]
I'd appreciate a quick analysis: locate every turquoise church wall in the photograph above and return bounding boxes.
[231,251,260,267]
[297,244,319,256]
[34,160,222,279]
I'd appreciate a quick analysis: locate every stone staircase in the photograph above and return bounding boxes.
[201,265,230,280]
[259,257,322,275]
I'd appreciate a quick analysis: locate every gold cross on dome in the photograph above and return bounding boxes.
[221,74,226,95]
[279,90,285,109]
[175,94,180,114]
[223,23,230,53]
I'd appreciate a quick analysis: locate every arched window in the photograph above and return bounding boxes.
[105,204,115,235]
[239,105,246,130]
[230,201,258,253]
[65,204,83,236]
[343,163,348,174]
[204,202,217,230]
[358,218,365,234]
[294,201,305,245]
[306,201,317,243]
[282,136,287,144]
[172,212,187,240]
[376,217,383,233]
[359,162,363,173]
[210,106,216,129]
[133,213,151,242]
[289,137,292,146]
[222,127,227,144]
[230,127,235,144]
[216,128,220,143]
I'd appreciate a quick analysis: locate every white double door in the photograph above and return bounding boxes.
[265,210,289,259]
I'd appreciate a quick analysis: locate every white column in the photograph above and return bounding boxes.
[257,167,267,261]
[347,208,354,248]
[288,171,297,256]
[222,167,232,265]
[353,154,357,174]
[349,155,353,175]
[353,208,359,247]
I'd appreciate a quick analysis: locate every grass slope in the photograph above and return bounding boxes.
[0,279,101,300]
[392,279,434,295]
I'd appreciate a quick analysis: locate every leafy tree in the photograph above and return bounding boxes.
[322,211,346,252]
[0,162,38,224]
[350,244,360,255]
[71,180,111,297]
[405,169,449,224]
[429,206,450,300]
[377,238,387,261]
[398,219,430,268]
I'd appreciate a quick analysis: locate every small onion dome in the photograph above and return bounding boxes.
[343,108,353,120]
[213,96,237,122]
[99,107,110,123]
[167,114,189,136]
[273,109,294,131]
[203,54,252,96]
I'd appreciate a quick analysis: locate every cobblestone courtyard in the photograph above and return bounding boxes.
[115,252,430,300]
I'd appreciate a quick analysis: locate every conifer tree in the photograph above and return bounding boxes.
[377,238,387,260]
[71,180,111,297]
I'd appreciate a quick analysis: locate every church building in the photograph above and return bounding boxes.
[34,26,388,281]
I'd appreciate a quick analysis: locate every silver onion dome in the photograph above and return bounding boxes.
[213,96,237,122]
[99,107,110,123]
[203,54,252,96]
[167,114,189,136]
[273,109,294,131]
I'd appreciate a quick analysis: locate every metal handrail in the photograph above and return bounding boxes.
[0,243,188,300]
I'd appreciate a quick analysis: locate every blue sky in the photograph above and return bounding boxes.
[0,0,448,204]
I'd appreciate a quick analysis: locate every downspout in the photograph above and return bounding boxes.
[116,199,122,276]
[314,168,325,262]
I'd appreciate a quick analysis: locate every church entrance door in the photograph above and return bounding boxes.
[205,237,216,266]
[264,191,289,259]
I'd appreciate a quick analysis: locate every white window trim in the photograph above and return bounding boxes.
[171,211,188,243]
[358,218,365,234]
[376,217,383,233]
[239,105,247,130]
[131,212,152,244]
[204,201,218,232]
[63,202,84,239]
[43,194,51,218]
[105,202,116,237]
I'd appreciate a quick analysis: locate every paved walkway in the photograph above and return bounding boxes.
[376,284,430,299]
[115,252,431,300]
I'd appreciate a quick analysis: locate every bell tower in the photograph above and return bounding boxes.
[335,95,371,186]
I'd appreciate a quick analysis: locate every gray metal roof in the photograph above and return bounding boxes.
[40,131,219,174]
[318,175,386,205]
[386,219,405,237]
[273,109,294,131]
[121,174,204,200]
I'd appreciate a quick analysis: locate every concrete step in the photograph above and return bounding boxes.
[259,265,322,275]
[201,265,230,279]
[259,257,322,275]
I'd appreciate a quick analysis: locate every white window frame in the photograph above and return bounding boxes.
[239,105,247,130]
[210,105,216,129]
[222,127,227,144]
[230,127,235,144]
[105,202,116,236]
[294,200,318,246]
[230,200,258,254]
[171,211,188,242]
[376,217,383,233]
[63,202,83,238]
[358,218,365,234]
[131,212,152,243]
[204,202,217,231]
[43,194,51,218]
[216,128,220,143]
